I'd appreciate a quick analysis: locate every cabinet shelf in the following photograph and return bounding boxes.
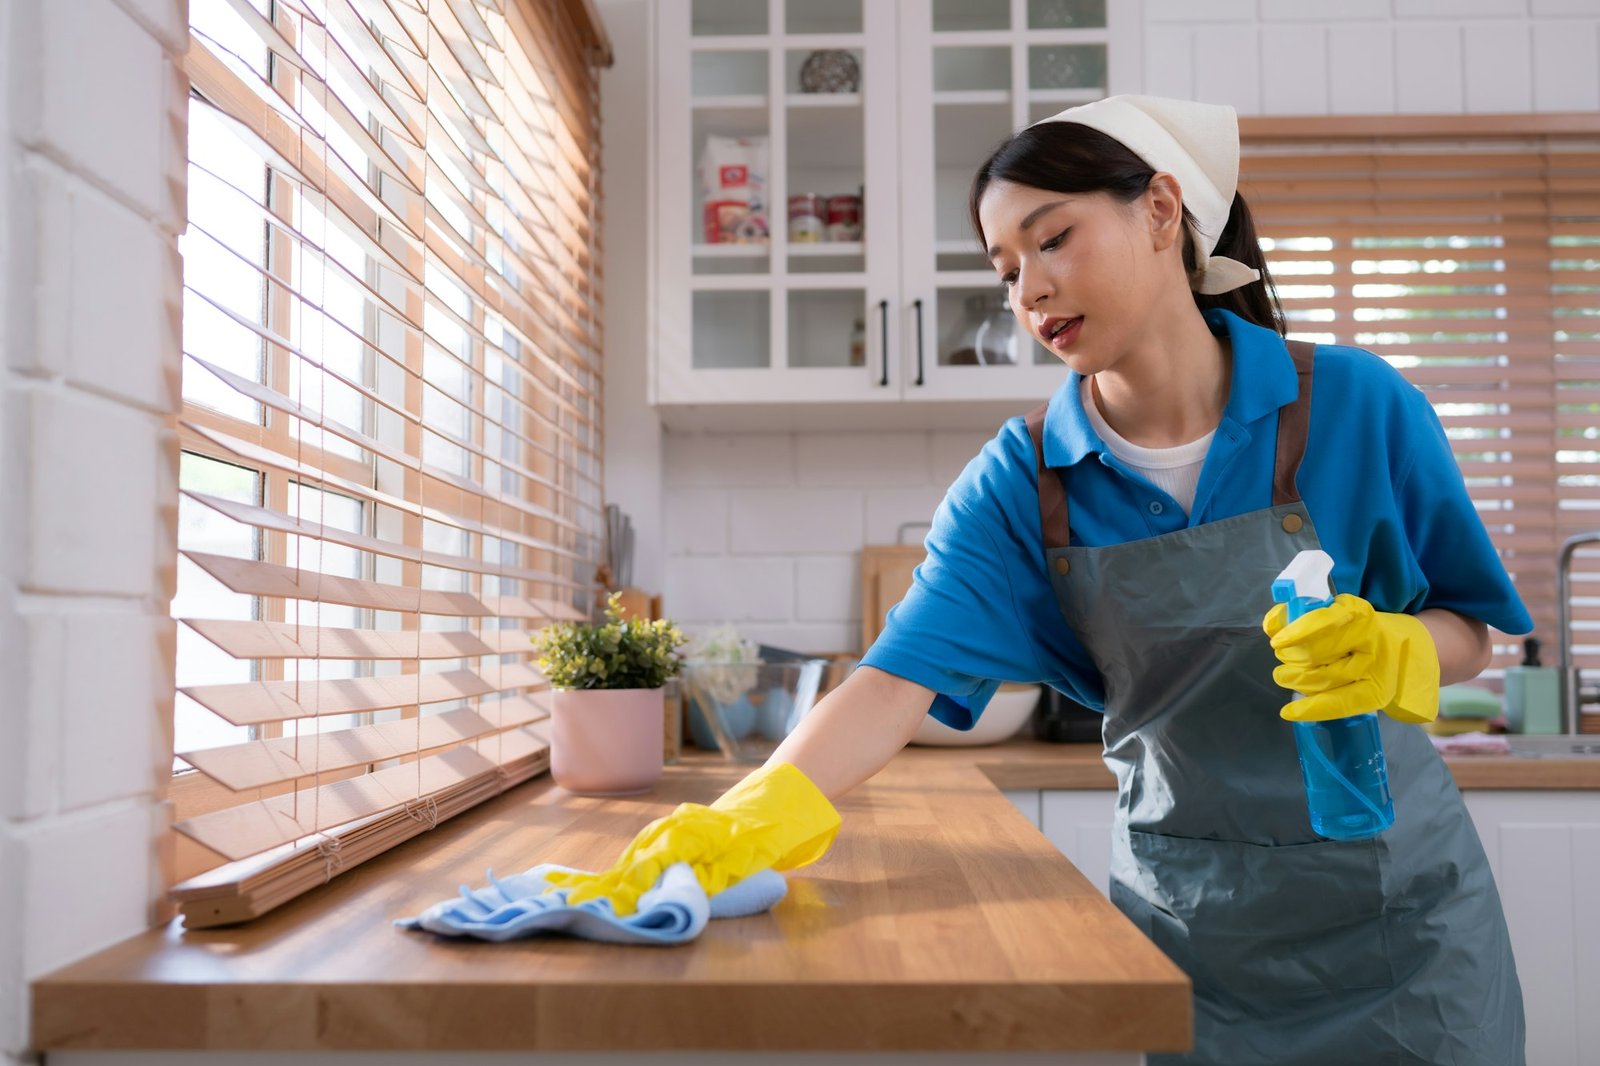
[690,243,864,258]
[786,93,863,108]
[1029,88,1104,106]
[789,242,864,256]
[688,35,772,50]
[691,272,868,291]
[692,243,768,257]
[932,90,1010,106]
[930,29,1109,45]
[692,94,766,111]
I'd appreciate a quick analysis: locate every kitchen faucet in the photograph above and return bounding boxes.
[1556,531,1600,734]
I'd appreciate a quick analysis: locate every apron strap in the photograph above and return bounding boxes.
[1024,336,1319,550]
[1024,403,1070,550]
[1273,339,1317,507]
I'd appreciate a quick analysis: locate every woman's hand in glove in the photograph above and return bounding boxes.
[1262,593,1440,724]
[542,761,840,916]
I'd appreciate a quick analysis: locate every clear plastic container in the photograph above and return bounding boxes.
[681,659,829,763]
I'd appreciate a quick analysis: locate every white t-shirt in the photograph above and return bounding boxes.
[1080,377,1213,516]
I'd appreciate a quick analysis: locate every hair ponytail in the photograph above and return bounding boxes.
[970,123,1285,335]
[1186,192,1284,335]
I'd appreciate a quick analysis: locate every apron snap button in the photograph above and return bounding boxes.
[1053,557,1070,576]
[1282,512,1305,533]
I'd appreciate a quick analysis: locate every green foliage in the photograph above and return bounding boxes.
[532,592,688,690]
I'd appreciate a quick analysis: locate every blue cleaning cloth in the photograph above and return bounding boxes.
[395,861,787,945]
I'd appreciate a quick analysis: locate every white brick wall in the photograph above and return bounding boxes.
[0,0,186,1060]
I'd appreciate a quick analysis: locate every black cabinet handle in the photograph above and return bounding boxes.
[913,298,925,386]
[877,298,889,387]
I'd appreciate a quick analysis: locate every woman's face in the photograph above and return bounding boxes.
[978,178,1175,375]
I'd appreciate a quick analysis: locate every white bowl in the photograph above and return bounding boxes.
[909,683,1042,747]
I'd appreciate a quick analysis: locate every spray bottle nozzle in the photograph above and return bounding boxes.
[1273,549,1335,604]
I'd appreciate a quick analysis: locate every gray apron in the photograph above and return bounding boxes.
[1024,340,1524,1066]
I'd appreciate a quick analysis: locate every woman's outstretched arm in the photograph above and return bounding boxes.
[765,665,936,800]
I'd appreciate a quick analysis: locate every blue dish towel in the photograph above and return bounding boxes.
[395,862,787,945]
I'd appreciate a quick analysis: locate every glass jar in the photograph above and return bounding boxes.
[947,293,1019,366]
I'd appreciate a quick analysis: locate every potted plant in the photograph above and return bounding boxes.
[532,592,688,795]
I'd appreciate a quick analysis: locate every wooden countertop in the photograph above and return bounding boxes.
[30,748,1192,1055]
[963,738,1600,791]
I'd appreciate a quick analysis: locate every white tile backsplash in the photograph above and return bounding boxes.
[1262,24,1330,114]
[1464,22,1533,112]
[664,432,795,487]
[796,555,861,622]
[864,486,947,545]
[729,488,867,554]
[1329,24,1398,114]
[1146,0,1256,22]
[664,555,796,623]
[1143,26,1195,100]
[1396,0,1528,16]
[930,429,996,484]
[1531,0,1600,13]
[1395,24,1467,112]
[1260,0,1392,19]
[664,430,964,653]
[796,432,931,487]
[1194,25,1263,113]
[1532,22,1600,110]
[664,487,729,556]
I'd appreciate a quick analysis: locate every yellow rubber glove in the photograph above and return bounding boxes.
[1263,593,1440,724]
[543,761,841,916]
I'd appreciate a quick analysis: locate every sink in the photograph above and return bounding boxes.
[1505,735,1600,759]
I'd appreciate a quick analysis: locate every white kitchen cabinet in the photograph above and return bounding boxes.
[1040,787,1115,896]
[651,0,1134,427]
[1032,786,1600,1066]
[1463,790,1600,1066]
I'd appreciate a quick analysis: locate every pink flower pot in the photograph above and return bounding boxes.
[549,687,665,796]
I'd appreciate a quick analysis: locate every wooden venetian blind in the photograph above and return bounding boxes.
[1238,119,1600,726]
[171,0,611,925]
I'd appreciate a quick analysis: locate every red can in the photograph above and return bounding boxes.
[826,194,863,241]
[788,193,825,242]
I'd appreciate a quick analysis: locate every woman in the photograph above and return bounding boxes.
[549,96,1530,1066]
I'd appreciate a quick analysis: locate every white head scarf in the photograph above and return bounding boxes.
[1029,95,1261,296]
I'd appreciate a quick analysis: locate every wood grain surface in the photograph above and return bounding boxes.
[961,739,1600,791]
[31,748,1191,1054]
[34,739,1593,1053]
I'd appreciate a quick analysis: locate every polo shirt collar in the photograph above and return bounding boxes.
[1040,309,1299,469]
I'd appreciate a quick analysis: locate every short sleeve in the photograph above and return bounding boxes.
[859,494,1049,728]
[1387,386,1534,635]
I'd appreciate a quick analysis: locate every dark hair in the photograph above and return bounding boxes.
[968,122,1284,335]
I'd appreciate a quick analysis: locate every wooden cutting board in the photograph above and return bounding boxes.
[859,544,927,652]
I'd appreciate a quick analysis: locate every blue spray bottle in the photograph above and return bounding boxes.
[1273,549,1396,841]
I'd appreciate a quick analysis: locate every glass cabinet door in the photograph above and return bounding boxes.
[897,0,1110,401]
[655,0,899,405]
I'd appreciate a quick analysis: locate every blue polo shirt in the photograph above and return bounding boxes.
[861,308,1534,730]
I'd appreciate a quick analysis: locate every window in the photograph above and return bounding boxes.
[1240,122,1600,692]
[171,0,610,924]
